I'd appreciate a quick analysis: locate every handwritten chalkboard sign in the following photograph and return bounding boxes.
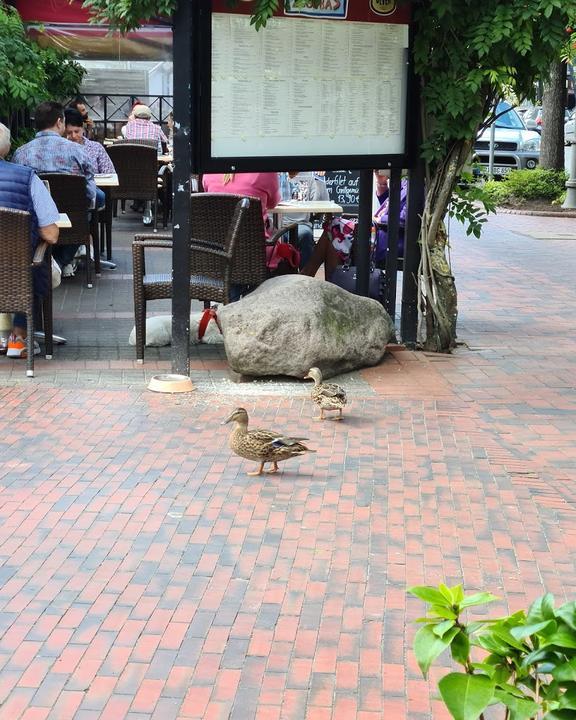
[323,170,360,213]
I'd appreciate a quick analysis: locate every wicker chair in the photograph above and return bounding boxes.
[132,193,282,361]
[38,173,95,288]
[107,143,160,231]
[0,207,52,377]
[112,138,159,149]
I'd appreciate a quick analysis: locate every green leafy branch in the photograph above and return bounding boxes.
[409,584,576,719]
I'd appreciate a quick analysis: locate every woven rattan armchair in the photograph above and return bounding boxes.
[112,138,159,149]
[107,143,160,231]
[132,193,279,361]
[0,207,53,377]
[38,173,95,288]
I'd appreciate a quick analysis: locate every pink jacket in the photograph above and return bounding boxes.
[202,172,281,237]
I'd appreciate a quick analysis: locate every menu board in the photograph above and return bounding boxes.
[324,171,361,212]
[210,13,409,160]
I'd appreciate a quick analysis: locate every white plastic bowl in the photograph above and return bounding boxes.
[147,374,194,393]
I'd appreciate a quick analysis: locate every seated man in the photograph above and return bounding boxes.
[13,101,96,273]
[0,123,59,357]
[122,104,169,223]
[123,104,168,153]
[67,96,95,138]
[279,171,329,269]
[65,108,116,209]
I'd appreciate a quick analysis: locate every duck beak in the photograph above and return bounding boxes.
[303,374,311,380]
[222,412,235,425]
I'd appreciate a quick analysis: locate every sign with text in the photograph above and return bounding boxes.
[324,170,360,212]
[195,0,412,172]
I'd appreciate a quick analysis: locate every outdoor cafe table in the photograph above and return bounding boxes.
[270,200,343,216]
[95,173,119,269]
[269,200,343,241]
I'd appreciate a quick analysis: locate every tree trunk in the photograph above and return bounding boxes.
[418,139,472,352]
[540,61,567,170]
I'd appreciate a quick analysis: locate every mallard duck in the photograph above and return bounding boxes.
[303,367,347,420]
[223,407,315,476]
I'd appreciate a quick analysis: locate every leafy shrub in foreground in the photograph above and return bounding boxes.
[409,584,576,719]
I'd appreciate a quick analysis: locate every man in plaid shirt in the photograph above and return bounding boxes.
[123,104,168,153]
[13,101,96,270]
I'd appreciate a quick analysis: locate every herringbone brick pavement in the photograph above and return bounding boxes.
[0,210,574,718]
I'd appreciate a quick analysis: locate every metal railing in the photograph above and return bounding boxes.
[80,94,173,140]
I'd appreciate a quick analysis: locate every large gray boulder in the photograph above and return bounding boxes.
[218,275,394,379]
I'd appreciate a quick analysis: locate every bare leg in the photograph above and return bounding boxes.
[247,462,265,476]
[265,462,279,474]
[300,231,342,280]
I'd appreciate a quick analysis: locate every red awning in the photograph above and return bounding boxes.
[14,0,96,24]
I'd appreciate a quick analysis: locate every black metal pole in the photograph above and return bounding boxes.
[383,167,401,319]
[400,161,424,346]
[355,169,373,297]
[171,0,194,375]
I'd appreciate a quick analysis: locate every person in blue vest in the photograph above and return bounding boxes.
[0,123,59,358]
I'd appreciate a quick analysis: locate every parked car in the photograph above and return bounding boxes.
[473,101,540,177]
[523,106,543,133]
[524,105,571,134]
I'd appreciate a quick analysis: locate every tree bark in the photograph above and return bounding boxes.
[540,61,567,170]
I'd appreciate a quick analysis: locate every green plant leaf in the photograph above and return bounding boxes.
[493,688,539,719]
[552,658,576,682]
[438,672,495,720]
[528,593,556,624]
[558,688,576,710]
[439,583,456,603]
[556,602,576,631]
[451,631,471,665]
[434,620,457,638]
[522,648,560,668]
[542,628,576,650]
[409,586,453,607]
[511,620,556,639]
[489,626,527,652]
[414,625,459,678]
[460,593,500,609]
[430,605,458,620]
[452,585,465,604]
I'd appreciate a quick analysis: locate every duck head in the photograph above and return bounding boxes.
[303,367,323,384]
[222,407,249,425]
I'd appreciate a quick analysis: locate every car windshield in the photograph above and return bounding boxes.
[495,103,525,129]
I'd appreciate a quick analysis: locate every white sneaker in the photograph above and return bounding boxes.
[62,260,78,278]
[74,245,87,259]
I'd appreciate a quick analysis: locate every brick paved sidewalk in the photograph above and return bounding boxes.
[0,211,575,719]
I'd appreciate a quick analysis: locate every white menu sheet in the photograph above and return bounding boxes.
[211,13,409,158]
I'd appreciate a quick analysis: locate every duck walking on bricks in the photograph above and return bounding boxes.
[303,367,347,420]
[223,407,316,476]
